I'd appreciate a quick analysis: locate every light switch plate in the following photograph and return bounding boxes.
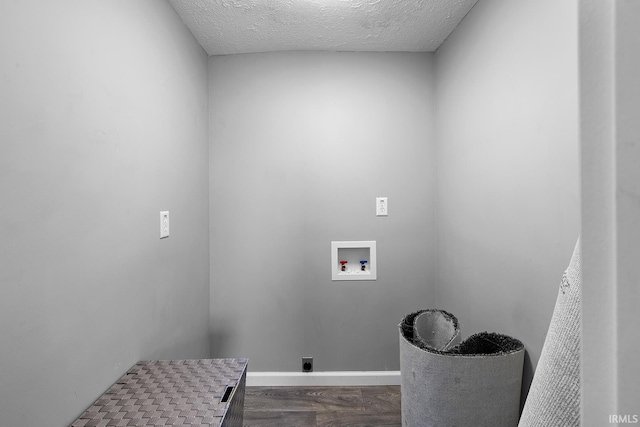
[160,211,169,238]
[376,197,388,216]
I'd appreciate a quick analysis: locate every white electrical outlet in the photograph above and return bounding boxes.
[160,211,170,238]
[376,197,388,216]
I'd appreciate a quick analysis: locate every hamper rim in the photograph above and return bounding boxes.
[399,309,525,357]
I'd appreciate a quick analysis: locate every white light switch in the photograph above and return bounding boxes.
[160,211,170,238]
[376,197,388,216]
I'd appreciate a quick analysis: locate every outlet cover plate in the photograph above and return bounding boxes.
[302,357,313,373]
[160,211,170,238]
[376,197,388,216]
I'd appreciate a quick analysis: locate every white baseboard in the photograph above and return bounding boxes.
[246,371,401,387]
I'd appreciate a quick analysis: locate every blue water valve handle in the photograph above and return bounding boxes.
[360,260,368,271]
[360,260,368,265]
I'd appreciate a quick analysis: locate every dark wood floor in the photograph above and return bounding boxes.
[243,386,401,427]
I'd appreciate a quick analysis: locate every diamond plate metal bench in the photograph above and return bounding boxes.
[71,358,247,427]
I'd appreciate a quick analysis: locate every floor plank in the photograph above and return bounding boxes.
[316,411,401,427]
[243,410,317,427]
[243,386,401,427]
[244,386,365,412]
[361,385,402,412]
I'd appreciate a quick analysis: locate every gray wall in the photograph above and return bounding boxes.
[0,0,587,423]
[209,52,436,371]
[434,0,580,405]
[0,1,210,425]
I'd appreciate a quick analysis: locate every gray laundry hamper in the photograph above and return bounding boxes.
[399,309,525,427]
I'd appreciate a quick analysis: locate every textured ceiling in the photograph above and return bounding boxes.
[167,0,478,56]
